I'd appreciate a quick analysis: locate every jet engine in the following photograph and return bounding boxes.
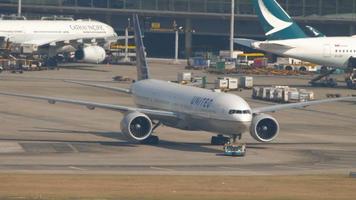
[120,112,153,142]
[75,46,106,64]
[250,114,280,142]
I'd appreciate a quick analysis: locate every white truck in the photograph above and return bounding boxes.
[274,57,321,72]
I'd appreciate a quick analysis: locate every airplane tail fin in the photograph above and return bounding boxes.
[253,0,307,40]
[133,14,150,81]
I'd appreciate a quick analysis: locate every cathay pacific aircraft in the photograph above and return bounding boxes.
[0,15,354,150]
[0,18,119,65]
[235,0,356,68]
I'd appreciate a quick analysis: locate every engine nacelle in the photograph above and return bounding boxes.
[250,114,280,142]
[75,46,106,64]
[120,112,153,142]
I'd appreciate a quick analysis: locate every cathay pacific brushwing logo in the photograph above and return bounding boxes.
[258,0,293,36]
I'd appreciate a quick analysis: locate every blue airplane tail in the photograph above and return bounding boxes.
[253,0,307,40]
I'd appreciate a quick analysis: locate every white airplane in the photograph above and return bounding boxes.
[0,15,354,148]
[0,18,119,65]
[235,0,356,68]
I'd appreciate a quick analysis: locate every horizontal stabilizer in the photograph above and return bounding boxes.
[64,80,131,94]
[234,38,257,48]
[259,42,294,50]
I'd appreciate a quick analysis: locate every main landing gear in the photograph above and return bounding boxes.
[211,134,230,145]
[140,121,162,145]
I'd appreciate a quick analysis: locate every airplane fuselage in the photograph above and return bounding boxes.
[131,79,252,135]
[254,37,356,67]
[0,20,117,46]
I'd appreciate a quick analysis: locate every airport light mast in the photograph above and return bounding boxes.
[230,0,235,58]
[18,0,22,17]
[173,20,182,64]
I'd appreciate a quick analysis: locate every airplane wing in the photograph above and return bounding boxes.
[21,35,110,47]
[117,36,134,40]
[252,96,356,114]
[0,92,177,118]
[64,80,132,94]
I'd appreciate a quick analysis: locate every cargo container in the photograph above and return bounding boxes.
[273,88,283,102]
[177,72,192,83]
[261,87,270,99]
[253,86,314,103]
[266,88,275,100]
[223,77,239,90]
[252,58,268,68]
[287,88,300,103]
[240,76,253,89]
[299,89,315,101]
[252,87,259,99]
[188,57,209,69]
[215,79,228,90]
[188,76,207,88]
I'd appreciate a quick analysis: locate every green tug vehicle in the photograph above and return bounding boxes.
[224,143,246,157]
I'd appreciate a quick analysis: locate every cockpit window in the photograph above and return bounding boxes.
[243,110,251,114]
[229,110,251,115]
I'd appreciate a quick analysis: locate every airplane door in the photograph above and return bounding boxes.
[323,44,331,57]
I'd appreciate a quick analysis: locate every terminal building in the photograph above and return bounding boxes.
[0,0,355,57]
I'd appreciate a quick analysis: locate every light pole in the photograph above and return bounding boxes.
[230,0,235,58]
[124,27,129,63]
[18,0,22,17]
[173,20,182,64]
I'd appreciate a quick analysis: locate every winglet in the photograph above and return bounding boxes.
[133,14,150,81]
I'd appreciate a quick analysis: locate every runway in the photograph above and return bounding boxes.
[0,61,356,175]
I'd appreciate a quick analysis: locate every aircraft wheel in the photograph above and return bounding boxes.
[211,135,229,145]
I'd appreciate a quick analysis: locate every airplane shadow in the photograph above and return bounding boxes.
[17,127,134,147]
[16,127,222,154]
[8,127,338,154]
[155,140,222,154]
[59,65,110,72]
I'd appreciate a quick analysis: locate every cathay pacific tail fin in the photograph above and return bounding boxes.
[253,0,307,40]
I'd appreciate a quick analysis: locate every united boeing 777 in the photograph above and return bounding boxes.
[0,15,354,148]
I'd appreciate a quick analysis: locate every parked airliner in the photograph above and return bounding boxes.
[0,15,354,147]
[235,0,356,68]
[0,18,118,64]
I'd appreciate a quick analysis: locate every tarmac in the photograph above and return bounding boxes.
[0,60,355,175]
